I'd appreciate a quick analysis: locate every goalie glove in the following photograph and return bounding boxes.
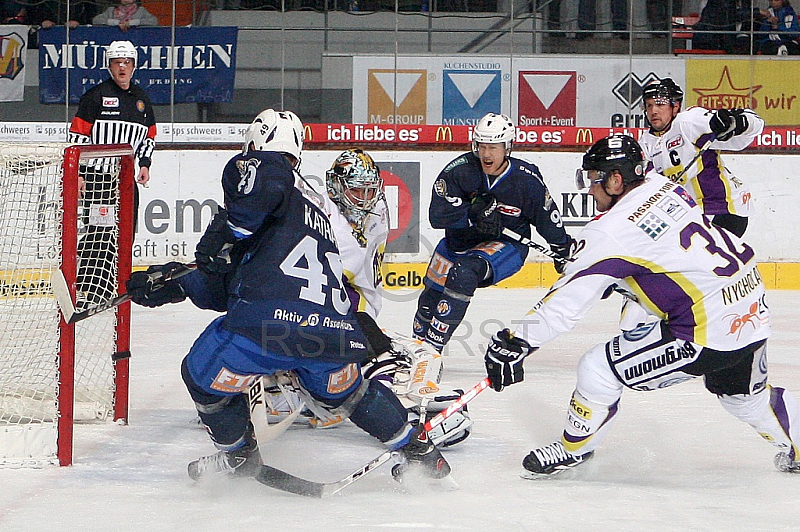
[485,329,536,392]
[195,209,239,274]
[550,236,576,274]
[709,109,749,142]
[468,193,503,239]
[126,262,187,308]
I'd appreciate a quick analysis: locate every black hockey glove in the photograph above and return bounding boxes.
[485,329,536,392]
[468,193,503,239]
[550,236,576,274]
[355,311,393,358]
[126,262,187,308]
[195,209,239,275]
[709,108,749,141]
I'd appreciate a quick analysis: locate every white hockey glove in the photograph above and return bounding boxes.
[485,329,536,392]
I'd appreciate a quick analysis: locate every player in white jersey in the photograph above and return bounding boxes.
[481,134,800,477]
[638,77,764,238]
[323,148,388,319]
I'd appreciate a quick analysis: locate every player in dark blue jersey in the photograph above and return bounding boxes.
[126,109,451,482]
[412,113,573,353]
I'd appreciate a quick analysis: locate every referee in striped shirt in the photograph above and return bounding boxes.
[68,40,156,306]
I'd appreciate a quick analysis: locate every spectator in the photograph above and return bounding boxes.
[93,0,159,31]
[646,0,671,35]
[692,0,741,52]
[539,0,563,37]
[577,0,628,40]
[754,0,800,54]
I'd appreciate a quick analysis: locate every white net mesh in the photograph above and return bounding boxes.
[0,143,128,466]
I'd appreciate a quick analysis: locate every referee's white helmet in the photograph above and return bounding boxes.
[105,41,137,71]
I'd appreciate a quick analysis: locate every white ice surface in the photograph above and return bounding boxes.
[1,289,799,531]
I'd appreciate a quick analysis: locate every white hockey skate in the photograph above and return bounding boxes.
[520,441,593,479]
[188,444,262,481]
[774,451,800,473]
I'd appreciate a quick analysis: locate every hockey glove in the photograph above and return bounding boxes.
[468,193,504,239]
[485,329,536,392]
[550,236,576,274]
[709,109,749,141]
[195,209,239,275]
[355,311,393,358]
[126,262,187,308]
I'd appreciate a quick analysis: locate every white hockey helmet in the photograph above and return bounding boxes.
[105,41,137,71]
[326,148,384,219]
[472,113,515,157]
[243,109,304,164]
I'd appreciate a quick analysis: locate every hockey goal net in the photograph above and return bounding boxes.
[0,143,134,466]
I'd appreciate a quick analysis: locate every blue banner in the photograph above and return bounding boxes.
[38,26,237,105]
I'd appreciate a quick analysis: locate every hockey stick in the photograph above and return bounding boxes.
[52,263,195,324]
[248,374,306,450]
[674,135,716,183]
[501,228,573,263]
[254,377,491,498]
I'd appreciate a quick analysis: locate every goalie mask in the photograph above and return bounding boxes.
[105,41,137,72]
[326,148,384,240]
[472,113,515,157]
[576,134,645,190]
[243,109,304,167]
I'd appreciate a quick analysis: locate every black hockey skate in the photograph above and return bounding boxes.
[188,439,261,481]
[521,441,593,479]
[774,451,800,473]
[392,426,451,481]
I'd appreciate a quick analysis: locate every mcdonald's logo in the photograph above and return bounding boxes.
[435,126,453,142]
[303,125,313,142]
[575,128,593,145]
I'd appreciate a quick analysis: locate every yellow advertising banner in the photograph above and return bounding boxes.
[685,59,800,126]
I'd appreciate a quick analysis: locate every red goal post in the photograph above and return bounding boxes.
[0,143,135,466]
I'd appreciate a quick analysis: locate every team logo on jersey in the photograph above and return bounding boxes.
[497,204,521,217]
[436,300,451,316]
[236,158,260,195]
[433,178,447,198]
[666,136,683,150]
[136,100,145,113]
[656,196,686,221]
[102,97,119,108]
[673,186,697,207]
[637,213,669,240]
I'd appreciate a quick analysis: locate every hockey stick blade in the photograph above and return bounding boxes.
[254,377,490,497]
[51,269,78,324]
[256,451,397,498]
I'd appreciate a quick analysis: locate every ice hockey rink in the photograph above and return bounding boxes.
[1,288,798,531]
